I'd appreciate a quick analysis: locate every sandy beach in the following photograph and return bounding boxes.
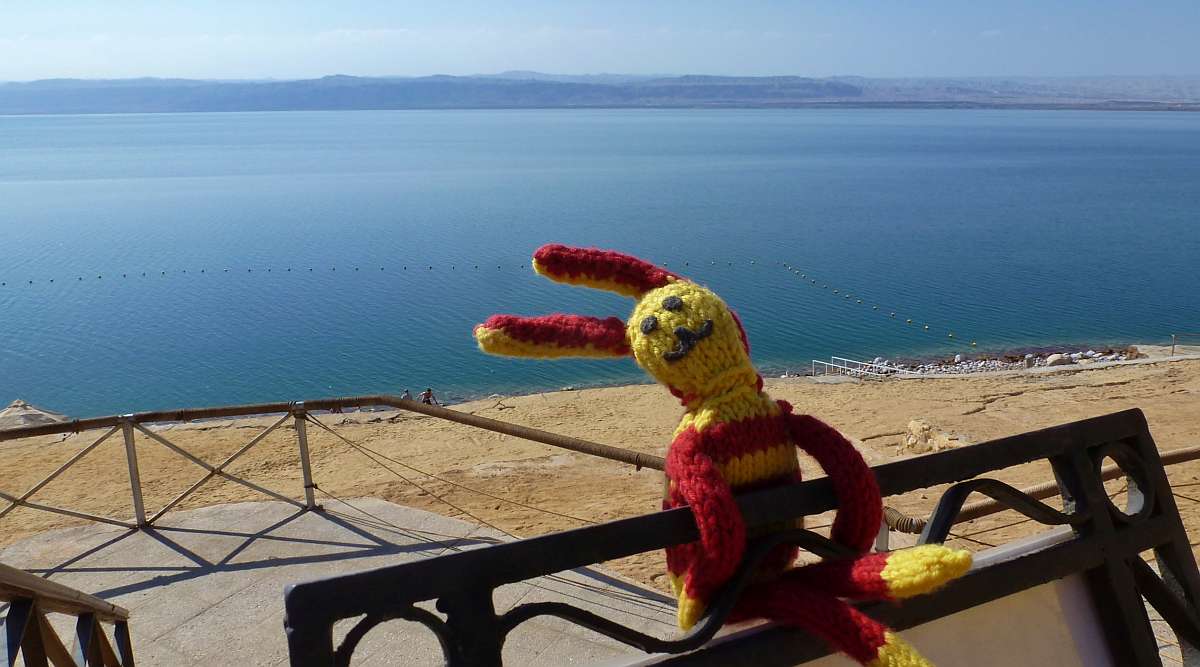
[2,352,1199,591]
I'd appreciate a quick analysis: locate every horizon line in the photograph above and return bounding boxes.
[6,71,1200,85]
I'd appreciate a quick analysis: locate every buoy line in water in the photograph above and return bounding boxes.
[780,260,979,350]
[1,255,978,349]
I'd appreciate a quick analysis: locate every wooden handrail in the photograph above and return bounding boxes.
[0,561,128,621]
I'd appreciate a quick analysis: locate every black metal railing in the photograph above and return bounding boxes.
[283,408,1200,666]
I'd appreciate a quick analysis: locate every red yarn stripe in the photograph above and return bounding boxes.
[533,244,676,295]
[784,408,883,553]
[732,582,888,663]
[695,412,791,466]
[780,553,892,600]
[479,314,631,355]
[665,427,746,603]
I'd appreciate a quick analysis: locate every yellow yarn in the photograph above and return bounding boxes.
[867,632,932,667]
[677,592,706,630]
[718,444,798,487]
[676,386,776,436]
[665,572,707,628]
[473,326,626,359]
[627,282,752,399]
[880,545,973,600]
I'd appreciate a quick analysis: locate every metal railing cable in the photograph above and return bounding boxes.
[303,413,596,526]
[302,417,675,619]
[0,426,119,521]
[304,417,641,598]
[304,414,580,534]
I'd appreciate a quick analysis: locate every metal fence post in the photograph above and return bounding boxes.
[875,520,890,552]
[293,403,317,511]
[120,417,147,527]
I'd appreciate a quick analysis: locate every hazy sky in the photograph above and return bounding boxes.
[2,1,1198,81]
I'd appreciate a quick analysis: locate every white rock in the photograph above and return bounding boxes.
[901,419,963,454]
[1045,353,1073,366]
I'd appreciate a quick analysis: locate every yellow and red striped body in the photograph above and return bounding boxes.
[473,244,972,666]
[662,368,802,628]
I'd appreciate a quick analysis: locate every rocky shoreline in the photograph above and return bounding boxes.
[861,345,1147,377]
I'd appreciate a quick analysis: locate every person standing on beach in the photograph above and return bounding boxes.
[418,388,441,406]
[400,389,412,401]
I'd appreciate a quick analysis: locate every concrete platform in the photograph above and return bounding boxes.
[0,499,678,665]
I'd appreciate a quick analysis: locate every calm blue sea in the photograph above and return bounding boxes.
[1,109,1198,417]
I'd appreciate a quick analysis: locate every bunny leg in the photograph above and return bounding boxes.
[735,582,931,667]
[778,545,972,602]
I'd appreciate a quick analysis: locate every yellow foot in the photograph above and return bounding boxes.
[868,631,933,667]
[880,545,972,600]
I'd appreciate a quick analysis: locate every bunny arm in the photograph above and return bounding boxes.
[771,545,972,602]
[783,407,882,553]
[665,427,747,614]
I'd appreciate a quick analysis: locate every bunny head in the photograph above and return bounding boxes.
[474,244,755,401]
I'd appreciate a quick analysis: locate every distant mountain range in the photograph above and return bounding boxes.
[3,73,1199,114]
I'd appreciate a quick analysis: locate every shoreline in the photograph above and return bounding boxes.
[4,341,1198,425]
[459,340,1200,402]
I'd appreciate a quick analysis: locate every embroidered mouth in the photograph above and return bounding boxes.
[663,319,713,361]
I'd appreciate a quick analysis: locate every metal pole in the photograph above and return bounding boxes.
[146,412,290,524]
[293,403,317,511]
[120,417,147,527]
[875,520,890,552]
[0,426,119,520]
[0,490,137,529]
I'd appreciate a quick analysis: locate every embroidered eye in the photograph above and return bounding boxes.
[641,315,659,334]
[662,296,683,311]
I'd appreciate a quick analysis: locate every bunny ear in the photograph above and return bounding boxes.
[474,314,631,359]
[532,244,678,298]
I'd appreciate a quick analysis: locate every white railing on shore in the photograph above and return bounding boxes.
[811,357,917,380]
[1172,333,1200,356]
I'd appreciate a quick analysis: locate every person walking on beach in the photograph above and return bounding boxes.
[419,387,441,406]
[400,389,412,401]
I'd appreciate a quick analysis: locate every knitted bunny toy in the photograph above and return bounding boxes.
[474,244,971,666]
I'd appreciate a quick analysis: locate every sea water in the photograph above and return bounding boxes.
[1,109,1197,416]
